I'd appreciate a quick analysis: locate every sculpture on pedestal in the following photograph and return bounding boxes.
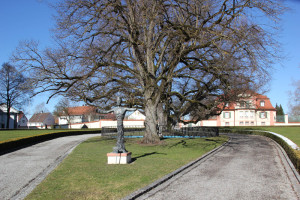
[104,97,136,153]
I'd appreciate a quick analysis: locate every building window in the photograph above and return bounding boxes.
[245,121,249,126]
[225,122,230,126]
[224,112,231,119]
[261,122,266,126]
[251,121,254,125]
[260,112,267,119]
[260,101,265,107]
[250,111,254,118]
[245,111,249,119]
[239,111,244,119]
[240,121,244,125]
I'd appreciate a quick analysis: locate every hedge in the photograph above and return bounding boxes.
[0,130,101,155]
[220,128,300,174]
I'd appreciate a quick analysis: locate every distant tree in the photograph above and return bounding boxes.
[14,0,285,143]
[276,104,285,116]
[53,98,72,127]
[275,103,285,122]
[33,102,50,114]
[0,62,33,128]
[289,80,300,116]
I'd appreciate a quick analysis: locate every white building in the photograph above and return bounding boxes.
[17,111,28,128]
[127,110,146,120]
[28,112,55,129]
[0,103,20,129]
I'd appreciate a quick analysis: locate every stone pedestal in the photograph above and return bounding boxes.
[107,152,132,164]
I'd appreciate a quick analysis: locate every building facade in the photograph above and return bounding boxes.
[57,106,116,125]
[28,112,55,129]
[0,103,20,129]
[186,93,277,127]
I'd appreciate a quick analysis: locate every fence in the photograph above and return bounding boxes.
[276,115,285,123]
[160,126,219,137]
[276,115,300,124]
[102,126,145,137]
[101,126,219,138]
[289,115,300,123]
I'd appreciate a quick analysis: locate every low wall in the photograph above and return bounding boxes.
[275,122,300,126]
[60,119,145,129]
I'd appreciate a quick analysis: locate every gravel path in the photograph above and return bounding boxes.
[0,133,101,200]
[132,134,300,200]
[1,133,300,200]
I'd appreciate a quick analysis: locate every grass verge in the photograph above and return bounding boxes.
[0,129,101,154]
[0,129,101,142]
[25,136,228,200]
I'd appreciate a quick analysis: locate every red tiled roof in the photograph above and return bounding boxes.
[222,92,275,111]
[62,106,116,120]
[66,106,96,115]
[18,111,24,119]
[29,113,52,123]
[255,95,275,110]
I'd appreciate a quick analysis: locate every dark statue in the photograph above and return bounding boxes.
[104,97,136,153]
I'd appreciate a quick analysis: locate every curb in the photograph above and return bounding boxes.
[122,135,231,200]
[271,137,300,183]
[267,136,300,196]
[9,134,102,200]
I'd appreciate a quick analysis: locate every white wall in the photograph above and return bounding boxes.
[65,119,145,129]
[18,116,28,127]
[127,110,146,120]
[59,115,83,125]
[202,120,218,127]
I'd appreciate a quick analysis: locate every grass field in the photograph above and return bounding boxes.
[2,127,298,199]
[260,127,300,146]
[220,126,300,146]
[0,129,101,142]
[25,136,228,200]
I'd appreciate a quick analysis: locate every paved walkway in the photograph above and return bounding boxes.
[0,133,101,200]
[1,133,300,200]
[129,134,300,200]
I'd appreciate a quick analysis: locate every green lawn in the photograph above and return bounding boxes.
[0,129,101,142]
[221,126,300,146]
[261,127,300,146]
[0,130,63,142]
[25,136,228,200]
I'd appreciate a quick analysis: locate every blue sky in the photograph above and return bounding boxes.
[0,0,299,116]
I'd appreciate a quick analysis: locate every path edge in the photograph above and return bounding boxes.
[10,134,101,200]
[122,136,231,200]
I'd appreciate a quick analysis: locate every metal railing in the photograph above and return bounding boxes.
[101,125,219,138]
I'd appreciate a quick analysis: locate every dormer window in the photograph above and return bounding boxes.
[260,101,265,107]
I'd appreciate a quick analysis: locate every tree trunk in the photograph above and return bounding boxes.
[157,102,167,136]
[143,100,160,144]
[6,105,10,129]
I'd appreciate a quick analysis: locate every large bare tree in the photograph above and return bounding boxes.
[289,79,300,116]
[13,0,284,142]
[0,63,32,129]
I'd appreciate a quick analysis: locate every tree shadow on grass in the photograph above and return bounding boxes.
[131,152,167,162]
[84,137,115,143]
[168,140,187,149]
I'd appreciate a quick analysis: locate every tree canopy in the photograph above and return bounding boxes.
[13,0,285,142]
[0,62,32,128]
